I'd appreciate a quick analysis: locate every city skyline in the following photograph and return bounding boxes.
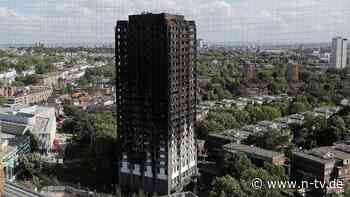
[2,7,350,196]
[1,0,350,44]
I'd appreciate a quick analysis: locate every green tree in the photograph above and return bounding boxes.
[209,175,245,197]
[196,119,223,139]
[257,69,274,81]
[35,64,55,74]
[290,102,309,114]
[224,153,254,178]
[61,119,78,134]
[63,104,81,117]
[244,129,291,150]
[25,131,39,152]
[295,115,328,149]
[260,106,282,120]
[0,96,7,105]
[212,153,287,197]
[263,162,286,179]
[17,153,42,182]
[63,109,118,192]
[320,115,348,146]
[12,80,25,87]
[15,75,39,86]
[63,84,74,94]
[246,105,265,123]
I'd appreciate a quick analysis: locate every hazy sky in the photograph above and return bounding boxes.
[0,0,350,44]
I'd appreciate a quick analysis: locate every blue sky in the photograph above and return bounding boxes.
[0,0,350,44]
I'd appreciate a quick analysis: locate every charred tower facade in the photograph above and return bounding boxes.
[116,13,197,194]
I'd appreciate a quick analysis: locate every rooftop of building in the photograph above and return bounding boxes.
[293,151,335,164]
[314,106,340,113]
[0,132,28,160]
[221,129,252,137]
[131,12,184,17]
[293,145,350,164]
[334,139,350,146]
[0,105,29,113]
[223,143,284,159]
[310,146,350,161]
[0,145,16,160]
[36,72,59,78]
[11,86,52,98]
[258,120,278,127]
[15,105,55,117]
[0,105,55,134]
[123,12,196,25]
[0,121,29,136]
[209,129,251,141]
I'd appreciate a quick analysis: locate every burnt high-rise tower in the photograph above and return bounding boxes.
[116,13,197,194]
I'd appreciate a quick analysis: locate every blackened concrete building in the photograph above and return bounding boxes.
[116,13,197,194]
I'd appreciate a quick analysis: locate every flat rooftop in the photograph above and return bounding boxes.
[293,151,333,164]
[311,146,350,161]
[223,143,284,159]
[0,133,27,159]
[293,146,350,164]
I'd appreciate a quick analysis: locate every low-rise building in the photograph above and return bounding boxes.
[20,67,35,77]
[196,107,209,121]
[0,69,17,84]
[313,107,341,119]
[275,117,292,125]
[0,134,30,181]
[0,105,56,153]
[241,124,264,133]
[0,87,17,97]
[291,143,350,184]
[223,144,286,166]
[258,120,281,130]
[239,84,269,97]
[207,129,251,152]
[7,86,53,106]
[36,72,60,87]
[288,114,305,125]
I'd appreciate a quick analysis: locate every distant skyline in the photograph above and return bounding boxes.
[0,0,350,44]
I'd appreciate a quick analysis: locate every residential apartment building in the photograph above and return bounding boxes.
[0,105,56,153]
[0,69,17,84]
[0,135,30,181]
[0,87,17,98]
[116,13,197,194]
[223,144,286,166]
[6,86,53,106]
[331,37,348,69]
[243,61,257,81]
[36,72,60,87]
[291,143,350,185]
[287,62,300,82]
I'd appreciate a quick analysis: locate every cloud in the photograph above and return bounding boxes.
[0,0,350,44]
[0,7,17,17]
